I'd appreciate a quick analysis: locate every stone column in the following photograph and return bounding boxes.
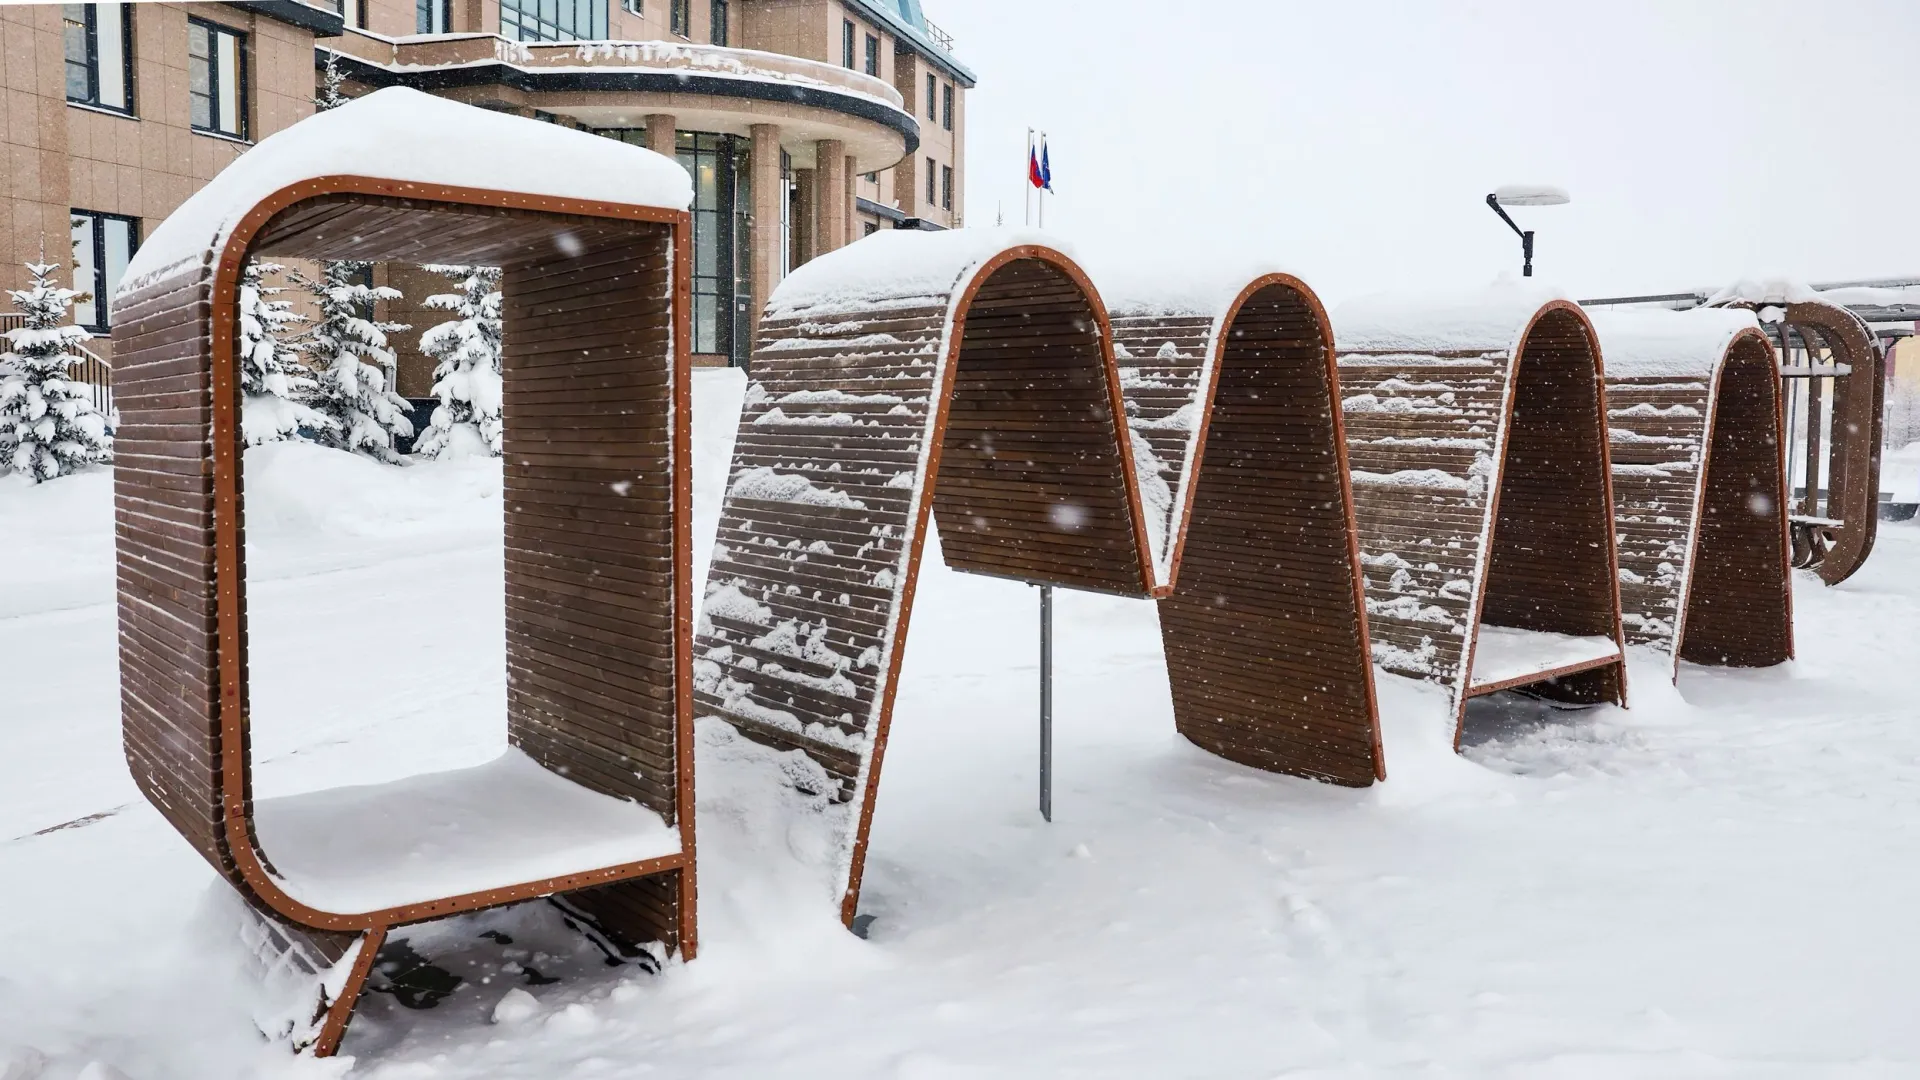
[749,124,783,336]
[792,168,816,268]
[816,139,847,255]
[844,153,858,247]
[646,113,677,157]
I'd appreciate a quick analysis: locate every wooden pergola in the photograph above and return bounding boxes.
[696,235,1378,927]
[110,90,696,1055]
[1334,289,1628,744]
[1591,308,1793,676]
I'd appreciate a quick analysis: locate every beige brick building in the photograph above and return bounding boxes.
[1,0,971,380]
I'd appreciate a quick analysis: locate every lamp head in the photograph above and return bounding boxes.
[1491,184,1570,207]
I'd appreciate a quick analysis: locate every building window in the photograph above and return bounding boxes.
[187,19,246,139]
[342,0,365,29]
[941,165,952,211]
[864,34,879,76]
[925,157,935,206]
[622,0,640,12]
[709,0,727,45]
[416,0,452,33]
[64,4,133,114]
[499,0,608,42]
[69,209,138,332]
[942,83,953,131]
[669,0,687,35]
[864,222,878,237]
[841,19,854,68]
[676,132,753,364]
[925,73,935,120]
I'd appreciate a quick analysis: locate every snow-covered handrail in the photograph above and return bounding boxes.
[1589,307,1793,678]
[108,92,698,1056]
[1333,285,1629,745]
[698,231,1380,928]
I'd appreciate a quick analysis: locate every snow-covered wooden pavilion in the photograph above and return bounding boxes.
[696,234,1378,927]
[109,89,698,1055]
[1590,308,1792,675]
[1334,287,1628,743]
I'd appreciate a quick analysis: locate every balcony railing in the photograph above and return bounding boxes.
[922,18,955,52]
[331,30,908,112]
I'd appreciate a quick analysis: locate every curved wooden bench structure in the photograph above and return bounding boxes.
[1706,294,1882,585]
[695,235,1377,926]
[1334,288,1627,744]
[1590,308,1793,677]
[109,89,697,1055]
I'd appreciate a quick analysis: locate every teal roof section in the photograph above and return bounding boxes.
[846,0,977,88]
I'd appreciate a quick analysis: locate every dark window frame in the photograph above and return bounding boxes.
[499,0,609,43]
[68,207,140,333]
[669,0,688,36]
[941,164,953,211]
[925,157,935,205]
[416,0,453,33]
[622,0,641,13]
[925,72,935,120]
[841,18,855,68]
[941,82,953,131]
[187,17,248,140]
[709,0,727,45]
[64,3,136,116]
[863,33,879,77]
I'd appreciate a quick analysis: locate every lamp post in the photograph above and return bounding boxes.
[1485,185,1570,277]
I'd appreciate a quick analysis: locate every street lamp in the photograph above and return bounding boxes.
[1485,185,1570,277]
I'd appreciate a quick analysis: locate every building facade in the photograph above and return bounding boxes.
[0,0,971,378]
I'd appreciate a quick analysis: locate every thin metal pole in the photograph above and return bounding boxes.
[1024,128,1032,227]
[1037,131,1046,230]
[1039,583,1052,823]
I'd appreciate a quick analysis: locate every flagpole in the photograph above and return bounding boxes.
[1037,130,1046,229]
[1024,127,1033,227]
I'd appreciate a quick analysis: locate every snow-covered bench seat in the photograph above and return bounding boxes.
[697,233,1382,929]
[109,88,698,1057]
[1333,285,1629,745]
[1589,307,1792,678]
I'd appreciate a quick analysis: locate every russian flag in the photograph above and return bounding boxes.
[1029,140,1053,192]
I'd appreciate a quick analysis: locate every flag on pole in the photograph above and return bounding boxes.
[1029,144,1045,189]
[1041,141,1053,192]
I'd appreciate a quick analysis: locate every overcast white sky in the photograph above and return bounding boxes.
[934,0,1920,306]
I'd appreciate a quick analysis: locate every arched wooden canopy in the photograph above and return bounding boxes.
[109,89,697,1056]
[1705,292,1882,585]
[696,234,1378,927]
[1590,308,1792,677]
[1334,288,1628,744]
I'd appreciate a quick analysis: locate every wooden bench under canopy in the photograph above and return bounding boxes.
[109,88,698,1055]
[695,233,1379,927]
[1333,287,1628,744]
[1590,307,1792,677]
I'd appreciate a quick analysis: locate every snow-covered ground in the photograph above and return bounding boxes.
[4,369,1920,1078]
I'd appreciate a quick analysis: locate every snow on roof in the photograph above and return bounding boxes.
[118,87,692,300]
[1587,307,1762,380]
[1703,278,1821,308]
[1095,260,1303,319]
[765,227,1070,318]
[1333,279,1569,355]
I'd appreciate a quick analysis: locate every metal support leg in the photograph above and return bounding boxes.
[1039,583,1053,823]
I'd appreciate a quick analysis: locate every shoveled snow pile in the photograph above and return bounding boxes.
[4,367,1920,1076]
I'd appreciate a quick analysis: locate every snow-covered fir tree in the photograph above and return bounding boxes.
[0,261,111,481]
[238,259,335,446]
[414,264,503,459]
[294,261,414,463]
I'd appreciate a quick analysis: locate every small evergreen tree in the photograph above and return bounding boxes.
[0,261,111,481]
[294,261,414,463]
[238,259,335,446]
[314,52,348,111]
[414,264,503,459]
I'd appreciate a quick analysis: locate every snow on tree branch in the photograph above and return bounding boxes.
[238,259,336,447]
[0,261,111,482]
[414,264,503,459]
[293,261,414,464]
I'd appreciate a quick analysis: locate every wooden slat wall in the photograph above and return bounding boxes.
[1336,349,1506,687]
[933,260,1146,595]
[1110,311,1211,570]
[1338,304,1624,712]
[1152,284,1379,785]
[1784,302,1882,585]
[1606,373,1710,649]
[501,227,681,820]
[111,262,242,890]
[1675,337,1791,667]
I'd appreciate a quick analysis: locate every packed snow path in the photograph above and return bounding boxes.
[3,372,1920,1076]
